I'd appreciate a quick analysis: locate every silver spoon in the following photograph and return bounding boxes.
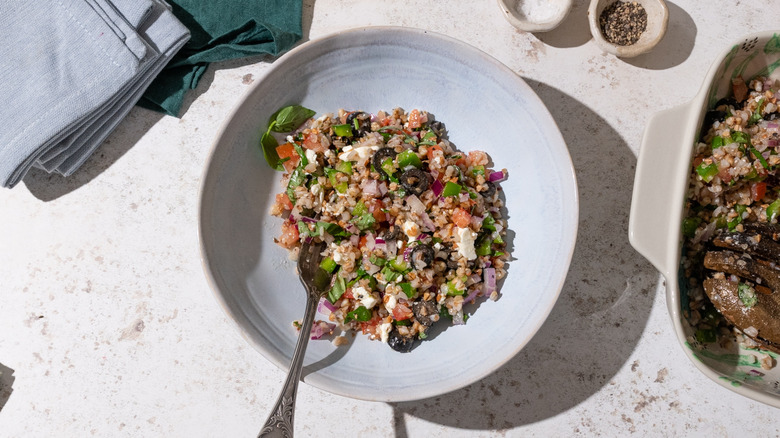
[259,241,332,438]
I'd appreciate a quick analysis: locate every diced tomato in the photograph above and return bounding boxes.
[692,156,704,169]
[275,193,293,211]
[408,109,422,129]
[343,288,354,300]
[455,155,468,169]
[392,301,413,321]
[752,181,767,202]
[369,199,387,223]
[276,143,299,173]
[302,131,327,153]
[359,235,368,249]
[451,208,472,228]
[277,221,299,249]
[426,144,443,161]
[359,314,381,335]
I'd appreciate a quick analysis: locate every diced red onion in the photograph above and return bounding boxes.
[488,170,507,183]
[350,234,360,246]
[322,232,335,245]
[362,179,382,197]
[483,267,497,295]
[459,192,469,203]
[470,215,483,229]
[365,233,376,250]
[386,239,398,257]
[374,242,387,252]
[370,113,378,122]
[346,224,359,234]
[299,216,317,223]
[317,297,336,314]
[378,181,388,195]
[431,179,444,197]
[415,233,430,241]
[430,169,439,179]
[768,139,778,147]
[463,287,480,304]
[365,261,381,274]
[310,321,336,340]
[768,122,779,130]
[692,221,717,245]
[403,246,413,261]
[407,194,427,214]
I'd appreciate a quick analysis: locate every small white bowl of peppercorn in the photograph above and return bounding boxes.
[588,0,669,58]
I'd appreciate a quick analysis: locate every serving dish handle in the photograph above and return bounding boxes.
[629,102,696,278]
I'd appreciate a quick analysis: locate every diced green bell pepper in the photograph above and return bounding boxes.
[767,199,780,222]
[695,162,719,183]
[397,150,422,168]
[681,217,701,238]
[319,257,338,273]
[333,124,353,137]
[442,181,462,197]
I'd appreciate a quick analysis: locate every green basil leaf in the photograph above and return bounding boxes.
[316,221,349,239]
[327,275,347,303]
[345,306,372,323]
[293,143,309,166]
[286,166,305,203]
[271,105,316,132]
[260,122,285,171]
[352,213,376,231]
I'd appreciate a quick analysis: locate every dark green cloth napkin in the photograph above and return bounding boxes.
[138,0,302,116]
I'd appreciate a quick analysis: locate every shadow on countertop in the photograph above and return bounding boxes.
[0,363,15,413]
[388,79,660,435]
[537,0,695,70]
[624,2,696,70]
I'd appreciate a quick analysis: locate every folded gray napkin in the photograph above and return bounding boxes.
[0,0,189,188]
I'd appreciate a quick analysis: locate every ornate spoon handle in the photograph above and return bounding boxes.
[258,291,319,438]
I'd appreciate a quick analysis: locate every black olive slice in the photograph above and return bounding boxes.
[387,327,415,352]
[399,168,432,196]
[410,244,435,270]
[382,224,400,242]
[479,181,496,198]
[428,120,445,137]
[372,147,397,179]
[346,111,372,138]
[412,300,438,327]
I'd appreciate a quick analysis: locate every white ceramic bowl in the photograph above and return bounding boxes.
[630,31,780,407]
[497,0,572,32]
[199,26,578,402]
[587,0,668,58]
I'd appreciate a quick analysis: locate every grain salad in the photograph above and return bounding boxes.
[261,105,510,352]
[682,75,780,364]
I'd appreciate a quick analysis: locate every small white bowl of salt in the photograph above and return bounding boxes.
[498,0,573,32]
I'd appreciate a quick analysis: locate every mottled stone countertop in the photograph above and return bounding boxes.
[1,1,779,436]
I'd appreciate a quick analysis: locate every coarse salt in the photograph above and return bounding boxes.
[515,0,563,22]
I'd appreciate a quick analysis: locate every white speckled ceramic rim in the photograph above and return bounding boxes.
[497,0,573,32]
[630,30,780,408]
[199,26,579,401]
